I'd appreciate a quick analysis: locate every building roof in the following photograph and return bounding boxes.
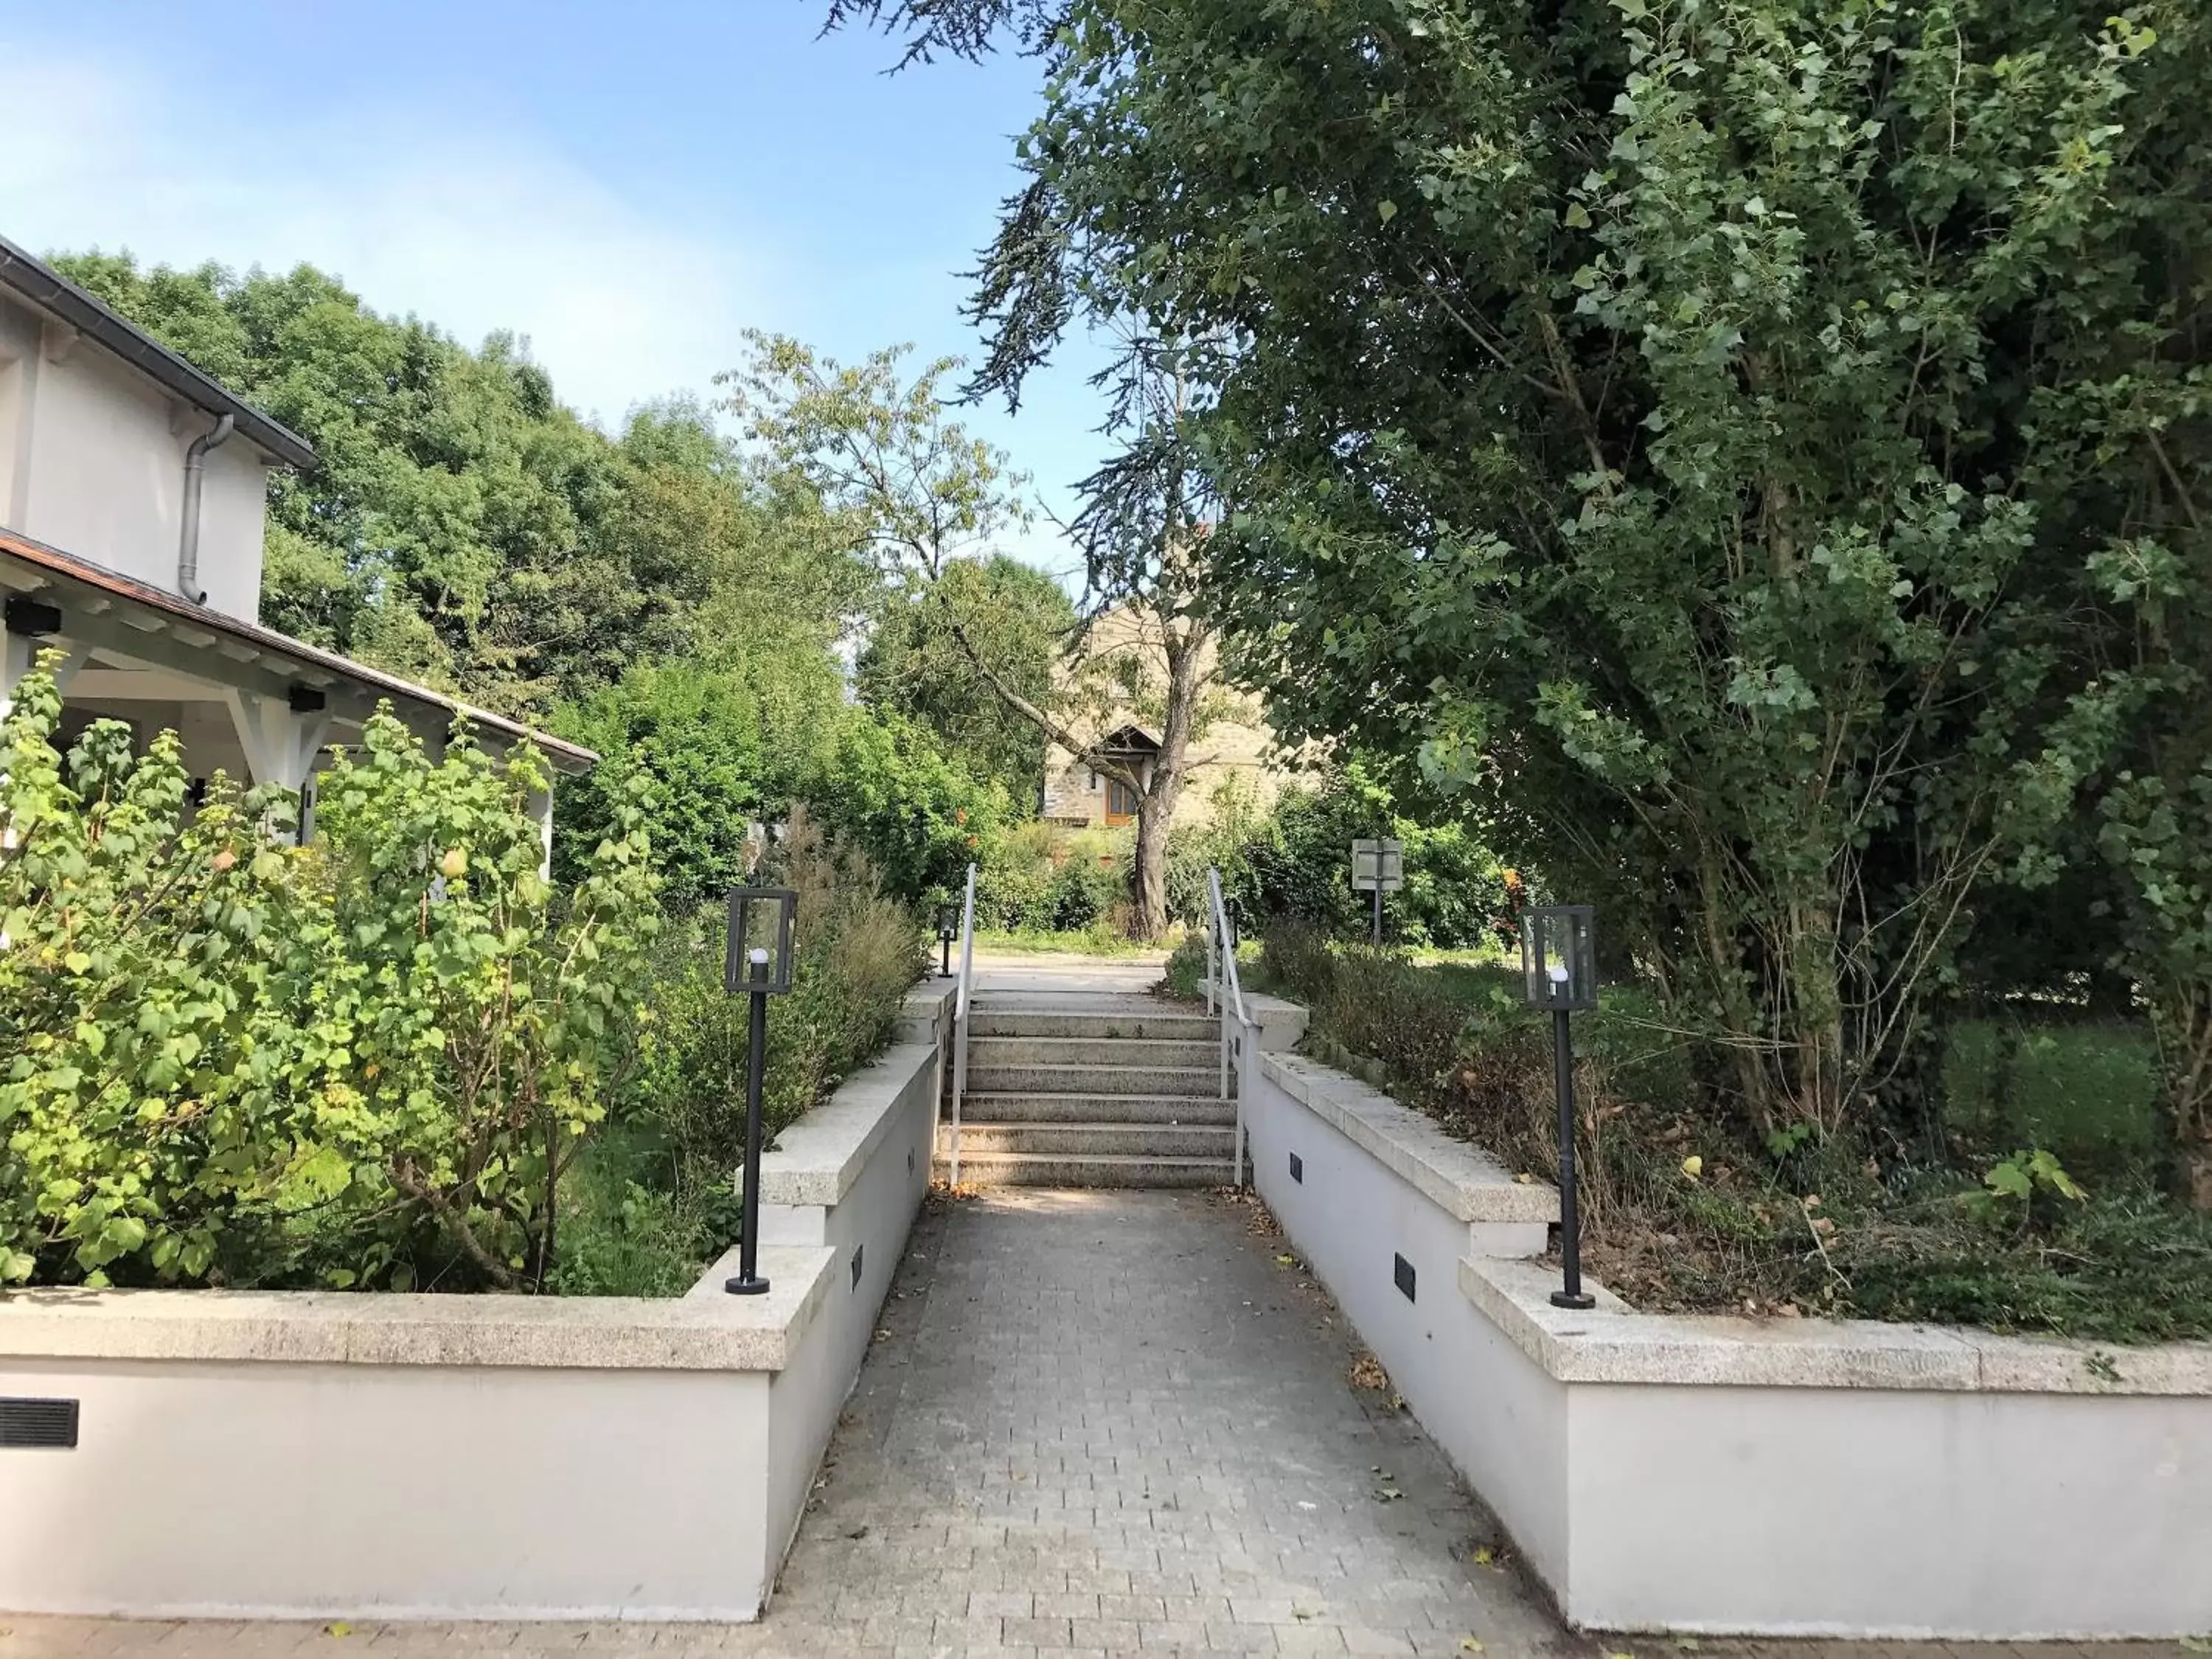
[0,527,596,774]
[0,234,318,471]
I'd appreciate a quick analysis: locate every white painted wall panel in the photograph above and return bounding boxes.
[0,1357,772,1620]
[1242,1054,1573,1590]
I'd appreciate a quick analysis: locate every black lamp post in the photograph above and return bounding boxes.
[1521,904,1598,1310]
[935,902,959,978]
[725,886,798,1297]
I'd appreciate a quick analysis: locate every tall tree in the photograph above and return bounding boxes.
[49,254,831,720]
[726,330,1224,937]
[844,0,2212,1179]
[858,552,1078,804]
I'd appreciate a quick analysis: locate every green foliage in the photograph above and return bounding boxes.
[1164,763,1512,949]
[1943,1018,2161,1184]
[0,659,659,1289]
[956,0,2212,1165]
[555,655,847,913]
[975,821,1130,932]
[1164,934,1209,998]
[0,663,299,1284]
[1963,1147,2088,1229]
[1259,919,2211,1339]
[50,256,868,726]
[858,553,1077,804]
[594,814,925,1278]
[805,711,1009,903]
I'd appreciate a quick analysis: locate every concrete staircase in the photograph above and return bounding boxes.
[936,990,1237,1188]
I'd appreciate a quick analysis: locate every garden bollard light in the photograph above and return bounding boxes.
[1520,905,1598,1310]
[729,949,773,1295]
[935,902,958,978]
[726,886,797,1298]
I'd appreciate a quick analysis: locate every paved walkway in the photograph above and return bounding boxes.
[744,1187,1569,1657]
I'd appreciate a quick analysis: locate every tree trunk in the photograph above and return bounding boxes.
[1125,616,1208,942]
[1132,793,1175,940]
[2154,990,2212,1209]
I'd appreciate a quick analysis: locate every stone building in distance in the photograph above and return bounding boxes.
[1037,603,1310,832]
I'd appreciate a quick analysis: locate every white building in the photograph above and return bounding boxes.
[0,234,591,847]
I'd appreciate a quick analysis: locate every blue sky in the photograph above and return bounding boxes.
[0,1,1102,579]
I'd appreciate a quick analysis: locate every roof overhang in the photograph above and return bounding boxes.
[0,529,595,774]
[1099,723,1164,753]
[0,234,318,471]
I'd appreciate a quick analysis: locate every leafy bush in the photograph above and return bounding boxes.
[554,661,801,912]
[975,820,1130,933]
[804,709,1008,904]
[571,809,926,1292]
[1164,935,1209,1000]
[1257,917,2210,1340]
[0,661,660,1290]
[1170,762,1513,948]
[558,656,1005,915]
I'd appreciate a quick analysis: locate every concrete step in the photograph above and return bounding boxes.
[956,1091,1238,1125]
[970,990,1164,1011]
[963,1062,1225,1099]
[939,1121,1236,1158]
[932,1151,1234,1189]
[966,1009,1220,1041]
[966,1034,1221,1070]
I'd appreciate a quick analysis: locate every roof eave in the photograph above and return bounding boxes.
[0,234,319,472]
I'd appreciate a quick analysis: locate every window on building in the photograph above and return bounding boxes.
[1106,778,1139,823]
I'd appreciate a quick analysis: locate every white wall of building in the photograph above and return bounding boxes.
[0,292,272,624]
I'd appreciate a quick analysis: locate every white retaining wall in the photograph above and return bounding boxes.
[0,981,956,1622]
[1239,1024,2212,1639]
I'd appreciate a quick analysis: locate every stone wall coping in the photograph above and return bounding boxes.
[1259,1051,1559,1225]
[896,980,957,1045]
[758,1037,938,1210]
[1458,1253,2212,1396]
[0,1245,837,1374]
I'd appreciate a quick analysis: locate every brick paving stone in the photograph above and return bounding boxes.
[3,1189,2200,1659]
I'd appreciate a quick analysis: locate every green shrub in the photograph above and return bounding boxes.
[1171,762,1513,948]
[559,658,1006,914]
[975,821,1130,933]
[804,709,1008,903]
[1262,918,2211,1340]
[0,660,660,1290]
[1164,935,1208,999]
[600,809,925,1271]
[554,661,801,913]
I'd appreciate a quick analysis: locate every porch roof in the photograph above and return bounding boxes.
[0,527,596,773]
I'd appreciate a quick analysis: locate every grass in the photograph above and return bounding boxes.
[1257,925,2211,1343]
[972,925,1171,958]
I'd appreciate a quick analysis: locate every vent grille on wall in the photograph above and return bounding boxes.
[0,1397,79,1449]
[1394,1253,1417,1303]
[1289,1152,1304,1183]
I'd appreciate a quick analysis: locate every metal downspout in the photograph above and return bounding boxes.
[177,411,234,602]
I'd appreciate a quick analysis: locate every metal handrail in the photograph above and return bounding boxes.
[1207,866,1248,1188]
[948,861,978,1189]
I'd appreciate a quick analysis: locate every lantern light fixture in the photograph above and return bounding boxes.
[1520,903,1600,1309]
[725,888,798,998]
[725,887,799,1298]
